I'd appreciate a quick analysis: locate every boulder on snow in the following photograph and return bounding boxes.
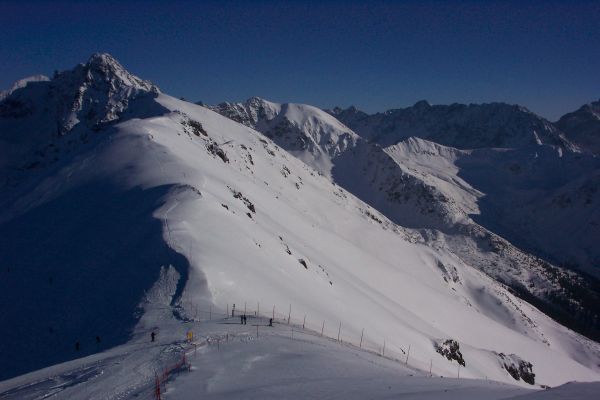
[498,353,535,385]
[435,339,466,366]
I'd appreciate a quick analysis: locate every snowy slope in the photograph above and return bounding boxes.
[384,138,600,277]
[211,98,600,340]
[329,102,599,277]
[1,55,599,395]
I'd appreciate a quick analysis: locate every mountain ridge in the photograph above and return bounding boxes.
[210,96,600,342]
[1,54,599,391]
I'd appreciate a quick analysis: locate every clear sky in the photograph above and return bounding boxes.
[1,0,598,120]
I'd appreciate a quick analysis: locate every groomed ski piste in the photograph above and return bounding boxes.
[1,305,598,399]
[1,55,599,398]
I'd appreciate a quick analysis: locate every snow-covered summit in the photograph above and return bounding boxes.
[84,53,159,93]
[50,52,160,133]
[209,97,359,176]
[0,75,50,101]
[556,99,600,155]
[0,53,163,175]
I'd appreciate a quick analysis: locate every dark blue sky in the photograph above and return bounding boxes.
[1,0,598,120]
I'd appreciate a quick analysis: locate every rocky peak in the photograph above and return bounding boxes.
[556,99,600,154]
[44,53,160,134]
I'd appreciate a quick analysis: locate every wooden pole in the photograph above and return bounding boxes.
[429,359,432,376]
[256,324,259,338]
[457,364,460,379]
[383,339,386,357]
[321,320,325,336]
[209,305,212,320]
[303,315,306,329]
[227,303,229,318]
[244,302,247,315]
[288,304,291,324]
[272,305,275,320]
[360,328,364,348]
[257,302,260,317]
[406,344,411,365]
[337,322,341,342]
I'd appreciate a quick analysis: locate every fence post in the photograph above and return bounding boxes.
[360,328,364,348]
[429,359,432,377]
[227,303,229,318]
[256,324,259,338]
[303,315,306,329]
[406,344,411,365]
[337,322,341,342]
[288,304,291,324]
[209,305,212,320]
[321,320,325,336]
[383,339,386,357]
[257,302,260,316]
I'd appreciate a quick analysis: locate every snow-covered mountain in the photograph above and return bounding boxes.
[329,101,575,150]
[1,55,599,395]
[327,102,600,275]
[210,98,600,339]
[556,99,600,155]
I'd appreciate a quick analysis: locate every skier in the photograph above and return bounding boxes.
[244,315,247,325]
[151,331,156,342]
[269,318,273,327]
